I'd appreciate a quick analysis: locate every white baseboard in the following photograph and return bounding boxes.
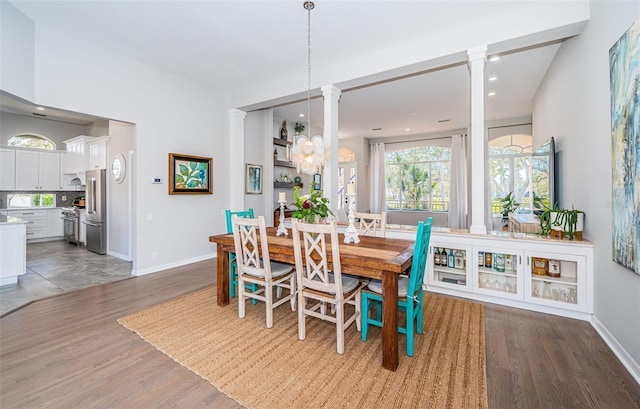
[590,315,640,386]
[107,250,132,261]
[132,253,215,277]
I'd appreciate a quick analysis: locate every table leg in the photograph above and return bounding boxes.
[216,247,230,306]
[381,270,399,371]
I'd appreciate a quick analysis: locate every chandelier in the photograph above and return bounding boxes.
[291,1,326,175]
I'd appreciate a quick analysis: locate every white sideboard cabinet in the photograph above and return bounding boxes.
[385,227,594,321]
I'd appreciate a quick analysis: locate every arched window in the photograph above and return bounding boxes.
[7,134,56,150]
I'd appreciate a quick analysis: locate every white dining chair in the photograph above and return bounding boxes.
[354,211,387,237]
[231,215,296,328]
[291,219,366,354]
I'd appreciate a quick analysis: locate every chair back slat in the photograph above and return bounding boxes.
[231,215,273,278]
[225,208,255,234]
[407,217,433,296]
[354,211,387,237]
[292,220,342,296]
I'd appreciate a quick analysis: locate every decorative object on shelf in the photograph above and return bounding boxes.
[454,249,465,269]
[484,252,492,268]
[280,120,288,140]
[245,163,263,194]
[294,122,305,135]
[294,176,302,184]
[610,18,640,275]
[343,189,359,244]
[279,173,292,183]
[539,205,583,240]
[532,257,548,275]
[168,153,213,195]
[291,185,333,224]
[290,1,327,175]
[494,253,505,272]
[548,259,561,277]
[312,173,321,190]
[276,192,288,237]
[273,149,278,161]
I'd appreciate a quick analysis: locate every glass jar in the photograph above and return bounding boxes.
[484,252,493,268]
[494,253,505,272]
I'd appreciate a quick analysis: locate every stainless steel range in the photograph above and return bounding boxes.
[61,207,84,245]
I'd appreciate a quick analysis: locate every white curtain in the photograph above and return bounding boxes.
[448,134,468,229]
[369,142,386,213]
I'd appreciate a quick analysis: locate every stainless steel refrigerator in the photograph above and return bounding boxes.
[85,169,107,254]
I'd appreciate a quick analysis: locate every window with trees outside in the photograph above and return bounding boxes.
[7,134,55,150]
[385,144,451,212]
[488,126,543,215]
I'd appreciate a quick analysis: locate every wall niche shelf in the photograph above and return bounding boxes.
[274,182,303,189]
[274,159,296,168]
[273,138,292,147]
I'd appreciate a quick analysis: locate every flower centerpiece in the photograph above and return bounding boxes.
[291,185,333,224]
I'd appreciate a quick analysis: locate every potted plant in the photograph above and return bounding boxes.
[557,207,584,240]
[538,203,559,236]
[294,122,305,135]
[499,192,519,230]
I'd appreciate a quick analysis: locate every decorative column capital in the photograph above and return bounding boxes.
[228,108,247,120]
[321,84,341,100]
[467,45,487,65]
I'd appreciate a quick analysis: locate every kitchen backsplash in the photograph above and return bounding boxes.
[0,191,85,209]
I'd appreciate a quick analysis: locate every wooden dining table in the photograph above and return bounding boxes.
[209,227,415,371]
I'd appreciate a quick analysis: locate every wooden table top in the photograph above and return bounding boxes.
[209,227,414,280]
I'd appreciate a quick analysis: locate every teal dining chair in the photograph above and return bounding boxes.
[225,208,257,302]
[361,217,432,357]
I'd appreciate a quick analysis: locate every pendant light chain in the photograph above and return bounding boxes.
[306,1,313,134]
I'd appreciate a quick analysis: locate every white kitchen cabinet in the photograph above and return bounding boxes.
[15,150,62,190]
[0,148,16,190]
[63,135,94,173]
[4,209,49,240]
[48,208,64,237]
[88,138,109,170]
[0,220,26,286]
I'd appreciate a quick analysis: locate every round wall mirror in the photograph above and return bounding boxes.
[111,153,126,183]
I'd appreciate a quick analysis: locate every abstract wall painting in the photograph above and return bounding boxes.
[610,18,640,275]
[168,153,213,195]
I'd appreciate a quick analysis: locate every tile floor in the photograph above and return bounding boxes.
[0,240,133,316]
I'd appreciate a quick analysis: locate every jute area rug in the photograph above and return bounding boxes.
[118,287,487,409]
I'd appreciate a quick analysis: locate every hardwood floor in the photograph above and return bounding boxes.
[1,259,639,408]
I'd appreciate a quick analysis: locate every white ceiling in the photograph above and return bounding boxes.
[3,1,564,139]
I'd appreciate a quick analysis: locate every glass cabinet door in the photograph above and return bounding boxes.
[524,251,586,310]
[427,243,472,290]
[473,247,523,300]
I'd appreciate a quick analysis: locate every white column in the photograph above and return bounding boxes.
[228,108,246,211]
[321,85,341,216]
[467,46,487,234]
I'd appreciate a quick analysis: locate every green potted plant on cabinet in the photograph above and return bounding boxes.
[499,191,519,230]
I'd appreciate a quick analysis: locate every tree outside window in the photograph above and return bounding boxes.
[385,146,451,212]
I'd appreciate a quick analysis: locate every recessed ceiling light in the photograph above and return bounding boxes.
[405,128,411,132]
[488,76,498,81]
[488,55,500,62]
[488,91,496,96]
[36,107,45,111]
[299,113,305,117]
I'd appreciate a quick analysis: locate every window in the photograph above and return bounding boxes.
[7,134,55,150]
[488,127,533,214]
[385,145,451,212]
[7,193,56,208]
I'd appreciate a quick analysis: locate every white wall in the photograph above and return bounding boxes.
[533,0,640,377]
[244,111,269,223]
[0,10,232,274]
[0,1,34,99]
[0,111,87,147]
[107,120,134,260]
